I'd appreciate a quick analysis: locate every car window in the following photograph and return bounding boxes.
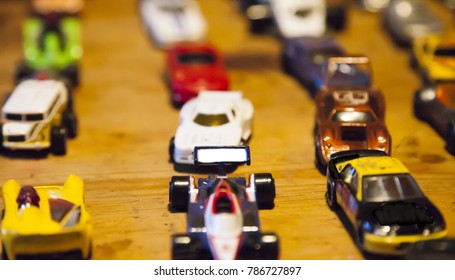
[340,164,359,195]
[362,174,424,202]
[178,53,215,65]
[331,111,375,123]
[326,62,372,88]
[193,113,230,126]
[49,198,75,222]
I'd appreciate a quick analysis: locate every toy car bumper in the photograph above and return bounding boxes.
[2,140,50,150]
[363,230,448,255]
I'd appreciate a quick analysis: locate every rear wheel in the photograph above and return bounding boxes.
[327,6,347,31]
[62,64,80,88]
[253,173,275,209]
[446,125,455,155]
[1,244,8,260]
[168,137,175,163]
[169,176,190,212]
[14,62,32,84]
[259,233,279,260]
[51,126,67,155]
[63,109,78,139]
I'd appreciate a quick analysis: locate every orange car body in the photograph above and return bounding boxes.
[314,56,391,167]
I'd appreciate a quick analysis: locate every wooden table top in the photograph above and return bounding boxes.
[0,0,454,260]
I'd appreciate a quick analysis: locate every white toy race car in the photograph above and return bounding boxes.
[139,0,207,48]
[1,80,77,155]
[169,91,254,165]
[270,0,326,38]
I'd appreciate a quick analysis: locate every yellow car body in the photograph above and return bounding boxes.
[1,174,92,259]
[413,36,455,82]
[328,151,447,255]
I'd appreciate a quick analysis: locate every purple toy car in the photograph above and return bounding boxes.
[281,36,344,96]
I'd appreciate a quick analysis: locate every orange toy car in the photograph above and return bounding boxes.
[314,56,391,168]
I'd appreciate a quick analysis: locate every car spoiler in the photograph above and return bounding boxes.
[328,150,387,179]
[194,146,251,166]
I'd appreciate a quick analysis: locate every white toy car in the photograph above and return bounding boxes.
[139,0,207,48]
[169,91,254,165]
[1,80,77,155]
[270,0,326,38]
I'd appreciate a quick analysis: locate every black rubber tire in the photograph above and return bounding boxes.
[169,176,190,212]
[14,62,32,84]
[253,173,275,209]
[168,137,175,163]
[171,234,211,260]
[327,6,347,31]
[51,126,67,155]
[326,178,339,211]
[1,244,8,260]
[446,125,455,155]
[62,64,80,88]
[63,109,78,139]
[413,89,427,121]
[281,51,291,75]
[259,233,279,260]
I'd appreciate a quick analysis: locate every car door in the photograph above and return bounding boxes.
[337,164,360,224]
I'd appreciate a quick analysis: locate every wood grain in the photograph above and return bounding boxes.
[0,0,454,260]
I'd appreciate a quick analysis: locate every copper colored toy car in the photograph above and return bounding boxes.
[414,81,455,155]
[314,56,391,168]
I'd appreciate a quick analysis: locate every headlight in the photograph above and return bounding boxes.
[373,225,392,236]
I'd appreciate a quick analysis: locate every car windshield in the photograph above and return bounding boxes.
[331,111,375,123]
[325,62,372,88]
[434,47,455,57]
[193,113,230,126]
[178,53,215,65]
[362,174,424,202]
[295,8,312,18]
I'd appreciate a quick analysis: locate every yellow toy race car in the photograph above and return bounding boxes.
[411,35,455,83]
[326,150,447,255]
[1,174,92,259]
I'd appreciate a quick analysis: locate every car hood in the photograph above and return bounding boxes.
[172,67,228,86]
[324,123,390,150]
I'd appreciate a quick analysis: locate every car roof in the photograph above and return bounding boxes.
[2,80,65,115]
[337,156,410,177]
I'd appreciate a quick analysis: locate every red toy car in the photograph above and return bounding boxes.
[165,43,229,106]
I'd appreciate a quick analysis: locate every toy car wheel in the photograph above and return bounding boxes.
[281,52,291,74]
[172,234,210,260]
[14,62,32,84]
[169,176,190,212]
[168,137,175,163]
[327,6,347,31]
[355,226,365,249]
[259,233,279,260]
[253,173,275,209]
[62,64,80,88]
[413,88,433,121]
[326,179,339,210]
[63,109,78,139]
[1,244,8,260]
[446,125,455,155]
[51,126,67,155]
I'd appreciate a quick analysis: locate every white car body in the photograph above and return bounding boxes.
[140,0,207,48]
[172,91,254,164]
[1,80,67,150]
[270,0,326,38]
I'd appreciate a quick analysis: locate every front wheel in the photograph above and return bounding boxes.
[169,176,190,212]
[1,244,8,260]
[168,137,175,163]
[259,233,279,260]
[326,179,339,211]
[253,173,275,209]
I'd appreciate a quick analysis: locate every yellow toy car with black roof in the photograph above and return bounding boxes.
[1,174,92,259]
[326,150,447,255]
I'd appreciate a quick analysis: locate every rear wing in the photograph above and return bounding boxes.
[328,150,387,179]
[194,146,251,166]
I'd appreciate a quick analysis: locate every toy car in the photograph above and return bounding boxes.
[314,56,391,168]
[326,150,447,255]
[32,0,84,15]
[410,36,455,83]
[169,146,278,260]
[169,91,253,165]
[238,0,347,34]
[139,0,207,48]
[413,82,455,155]
[281,36,344,95]
[270,0,326,38]
[166,43,229,106]
[383,0,443,46]
[17,17,82,87]
[1,79,78,156]
[1,174,92,260]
